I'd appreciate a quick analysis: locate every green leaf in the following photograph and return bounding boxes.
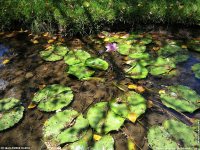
[0,98,21,112]
[160,85,200,113]
[188,40,200,52]
[43,109,79,139]
[191,63,200,79]
[64,50,91,65]
[87,102,125,134]
[85,57,109,70]
[56,114,89,144]
[93,135,114,150]
[40,45,69,61]
[110,91,147,123]
[32,84,74,112]
[148,119,199,149]
[67,63,95,79]
[118,43,132,55]
[149,57,176,76]
[125,63,148,79]
[0,106,24,131]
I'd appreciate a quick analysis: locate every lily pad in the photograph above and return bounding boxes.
[188,40,200,52]
[85,57,109,71]
[148,119,199,149]
[139,35,152,45]
[93,135,114,150]
[117,43,132,55]
[159,85,200,113]
[125,63,148,79]
[191,63,200,79]
[40,45,69,61]
[0,106,24,131]
[64,50,91,65]
[149,57,176,76]
[0,98,21,112]
[32,84,74,112]
[86,102,125,134]
[67,63,95,79]
[110,91,147,123]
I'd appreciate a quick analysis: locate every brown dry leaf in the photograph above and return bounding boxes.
[0,113,3,119]
[5,32,17,38]
[93,134,102,141]
[152,47,160,51]
[147,100,154,108]
[128,84,137,90]
[28,102,37,109]
[0,32,5,35]
[181,45,187,49]
[128,113,138,123]
[39,84,46,89]
[31,39,39,44]
[43,32,49,37]
[136,86,145,93]
[2,59,10,65]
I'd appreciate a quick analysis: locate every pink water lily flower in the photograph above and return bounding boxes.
[105,43,118,52]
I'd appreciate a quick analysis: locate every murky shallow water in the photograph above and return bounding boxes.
[0,29,200,150]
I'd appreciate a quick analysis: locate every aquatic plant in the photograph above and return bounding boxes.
[32,84,74,112]
[110,91,147,123]
[93,135,114,150]
[0,98,24,131]
[147,119,199,149]
[40,45,69,61]
[188,40,200,52]
[87,102,125,134]
[105,43,118,52]
[191,63,200,79]
[85,57,109,70]
[159,85,200,113]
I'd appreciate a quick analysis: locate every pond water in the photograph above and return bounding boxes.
[0,29,200,150]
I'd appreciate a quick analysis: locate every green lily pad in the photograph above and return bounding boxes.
[159,85,200,113]
[67,63,95,79]
[93,135,114,150]
[85,57,109,70]
[139,35,152,45]
[149,57,176,76]
[86,102,125,134]
[188,40,200,52]
[0,106,24,131]
[110,91,147,123]
[40,45,69,61]
[56,114,89,144]
[0,98,21,112]
[43,109,79,139]
[118,43,132,55]
[148,119,199,149]
[64,50,91,65]
[125,63,148,79]
[191,63,200,79]
[32,84,74,112]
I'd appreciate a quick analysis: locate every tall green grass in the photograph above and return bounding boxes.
[0,0,200,34]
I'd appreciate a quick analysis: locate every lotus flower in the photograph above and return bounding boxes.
[105,43,118,52]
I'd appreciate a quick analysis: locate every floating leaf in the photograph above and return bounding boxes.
[0,98,20,112]
[187,40,200,52]
[85,57,109,70]
[32,84,74,112]
[93,134,102,141]
[87,102,125,134]
[147,119,199,149]
[118,43,132,55]
[93,135,114,150]
[110,91,147,123]
[64,50,91,65]
[159,85,200,113]
[2,59,10,65]
[148,57,176,76]
[191,63,200,79]
[125,63,148,79]
[40,45,69,61]
[67,63,95,79]
[0,106,24,131]
[28,102,37,109]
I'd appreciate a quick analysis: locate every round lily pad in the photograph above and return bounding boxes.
[0,98,21,112]
[125,63,148,79]
[86,102,125,134]
[85,57,109,71]
[191,63,200,79]
[32,84,74,112]
[40,45,69,61]
[110,91,147,123]
[67,63,95,79]
[159,85,200,113]
[64,50,91,65]
[0,106,24,131]
[148,119,199,149]
[118,43,132,55]
[93,135,114,150]
[188,40,200,52]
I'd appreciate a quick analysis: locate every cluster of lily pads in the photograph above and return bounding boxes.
[40,44,109,79]
[30,84,147,149]
[100,32,191,79]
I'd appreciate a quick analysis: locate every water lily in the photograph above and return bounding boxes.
[105,43,118,52]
